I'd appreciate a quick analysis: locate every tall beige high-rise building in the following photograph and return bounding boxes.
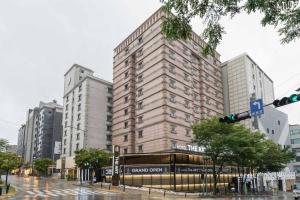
[112,8,224,154]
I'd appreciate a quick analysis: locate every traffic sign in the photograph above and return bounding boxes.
[250,99,264,117]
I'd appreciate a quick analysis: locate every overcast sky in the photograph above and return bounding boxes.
[0,0,299,145]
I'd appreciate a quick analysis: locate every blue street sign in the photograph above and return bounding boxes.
[250,99,264,117]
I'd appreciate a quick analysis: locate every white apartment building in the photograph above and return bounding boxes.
[56,64,113,176]
[222,53,289,145]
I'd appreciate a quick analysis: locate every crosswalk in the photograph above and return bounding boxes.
[24,188,115,198]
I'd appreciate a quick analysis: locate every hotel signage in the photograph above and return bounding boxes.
[102,165,231,176]
[112,145,120,186]
[171,144,205,153]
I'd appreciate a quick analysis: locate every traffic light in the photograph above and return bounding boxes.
[273,94,300,108]
[219,112,251,123]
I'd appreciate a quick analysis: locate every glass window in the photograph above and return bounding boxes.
[124,135,128,142]
[138,145,143,153]
[292,138,300,144]
[138,130,143,138]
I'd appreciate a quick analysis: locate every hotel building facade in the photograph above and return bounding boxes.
[112,8,224,154]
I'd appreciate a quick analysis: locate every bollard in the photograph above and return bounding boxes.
[185,192,187,198]
[100,182,102,188]
[123,185,125,192]
[149,188,151,195]
[164,190,166,197]
[6,184,10,194]
[109,184,111,190]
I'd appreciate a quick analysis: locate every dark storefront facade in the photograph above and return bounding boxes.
[102,151,241,192]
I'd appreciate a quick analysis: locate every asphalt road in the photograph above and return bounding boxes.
[2,175,141,200]
[1,175,295,200]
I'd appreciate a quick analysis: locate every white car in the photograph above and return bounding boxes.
[293,183,300,199]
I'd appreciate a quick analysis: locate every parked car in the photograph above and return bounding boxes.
[293,183,300,199]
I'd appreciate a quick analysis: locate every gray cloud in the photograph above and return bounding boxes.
[0,0,299,144]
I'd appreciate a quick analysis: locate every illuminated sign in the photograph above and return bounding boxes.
[171,144,205,153]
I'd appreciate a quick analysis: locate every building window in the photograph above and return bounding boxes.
[125,48,129,54]
[124,135,128,142]
[138,130,143,138]
[64,121,68,128]
[184,73,189,82]
[77,113,81,121]
[138,145,143,153]
[64,139,66,145]
[186,129,190,136]
[138,101,143,110]
[182,59,189,69]
[138,116,143,124]
[124,109,128,115]
[169,64,176,74]
[193,93,198,101]
[169,79,176,88]
[64,130,67,136]
[169,50,176,60]
[78,104,81,111]
[107,125,112,131]
[170,94,176,103]
[78,94,82,102]
[253,74,255,80]
[66,96,69,102]
[125,59,129,67]
[272,130,275,134]
[125,71,129,79]
[107,106,112,113]
[170,124,176,133]
[125,84,129,91]
[194,106,199,113]
[124,96,129,103]
[183,46,189,55]
[170,109,176,118]
[124,148,128,154]
[106,135,112,141]
[185,114,190,122]
[193,80,198,88]
[79,85,82,92]
[138,36,143,44]
[138,61,143,70]
[138,88,143,96]
[184,86,190,95]
[65,113,68,119]
[107,115,112,122]
[278,120,280,125]
[124,121,128,128]
[63,148,66,154]
[267,128,269,133]
[108,87,113,94]
[107,97,113,103]
[137,48,143,57]
[138,74,143,83]
[206,98,211,105]
[77,123,80,130]
[184,100,190,108]
[76,133,80,140]
[76,143,79,150]
[65,104,68,111]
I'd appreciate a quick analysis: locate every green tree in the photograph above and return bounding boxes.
[0,152,21,185]
[161,0,300,55]
[226,127,265,193]
[33,158,54,176]
[0,138,9,152]
[257,140,295,173]
[74,149,111,184]
[192,117,234,194]
[74,149,91,184]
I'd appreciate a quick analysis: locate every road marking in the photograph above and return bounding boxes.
[24,188,116,197]
[43,190,59,197]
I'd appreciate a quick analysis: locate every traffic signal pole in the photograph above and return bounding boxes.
[219,93,300,123]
